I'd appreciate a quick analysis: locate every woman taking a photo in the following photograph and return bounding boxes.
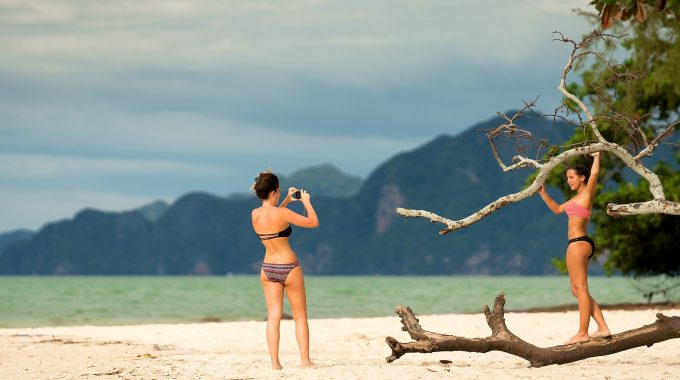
[538,152,611,345]
[251,170,319,369]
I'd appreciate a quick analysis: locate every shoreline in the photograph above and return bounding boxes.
[509,300,680,313]
[2,300,679,330]
[2,309,679,379]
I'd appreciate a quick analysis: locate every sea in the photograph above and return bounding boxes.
[0,276,674,328]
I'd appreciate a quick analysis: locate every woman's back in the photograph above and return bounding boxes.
[252,206,297,262]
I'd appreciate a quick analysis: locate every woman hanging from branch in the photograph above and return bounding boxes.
[251,170,319,369]
[537,152,611,344]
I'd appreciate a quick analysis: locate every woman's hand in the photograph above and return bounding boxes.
[590,152,600,158]
[537,184,563,214]
[300,189,311,203]
[287,187,298,199]
[277,187,298,208]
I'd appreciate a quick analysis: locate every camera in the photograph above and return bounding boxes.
[292,190,302,200]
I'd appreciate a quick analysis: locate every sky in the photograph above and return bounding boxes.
[0,0,592,232]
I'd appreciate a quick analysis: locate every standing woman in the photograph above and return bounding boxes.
[538,152,611,345]
[251,171,319,369]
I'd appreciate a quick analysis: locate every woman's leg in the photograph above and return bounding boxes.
[284,266,314,367]
[565,241,592,344]
[589,296,611,337]
[261,270,284,369]
[586,257,611,337]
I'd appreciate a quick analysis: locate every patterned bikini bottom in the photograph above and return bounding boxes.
[261,261,300,284]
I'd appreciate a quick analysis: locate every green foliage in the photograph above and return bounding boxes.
[589,1,680,28]
[553,8,680,276]
[594,158,680,276]
[551,257,569,275]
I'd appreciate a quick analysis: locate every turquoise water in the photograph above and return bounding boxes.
[0,276,666,328]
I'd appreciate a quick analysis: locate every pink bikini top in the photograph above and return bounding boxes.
[565,200,591,218]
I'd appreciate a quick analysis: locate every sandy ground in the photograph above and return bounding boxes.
[1,308,679,379]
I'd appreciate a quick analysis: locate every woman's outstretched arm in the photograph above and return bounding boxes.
[538,185,565,214]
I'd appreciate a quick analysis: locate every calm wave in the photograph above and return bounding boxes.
[0,276,663,328]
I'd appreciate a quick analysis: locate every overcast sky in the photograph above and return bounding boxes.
[0,0,592,231]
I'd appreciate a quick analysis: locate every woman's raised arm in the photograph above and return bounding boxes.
[585,152,600,198]
[278,187,297,208]
[283,190,319,228]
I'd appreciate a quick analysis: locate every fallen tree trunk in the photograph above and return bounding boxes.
[385,293,680,367]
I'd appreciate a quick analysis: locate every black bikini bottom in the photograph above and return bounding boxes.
[568,235,595,260]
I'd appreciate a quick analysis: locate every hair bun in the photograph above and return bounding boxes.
[252,169,279,200]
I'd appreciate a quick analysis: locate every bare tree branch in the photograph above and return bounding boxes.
[397,139,679,234]
[608,199,680,216]
[385,293,680,367]
[635,121,679,160]
[483,98,555,172]
[396,31,680,234]
[556,31,609,143]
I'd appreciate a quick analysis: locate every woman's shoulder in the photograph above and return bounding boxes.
[251,207,269,219]
[252,206,286,217]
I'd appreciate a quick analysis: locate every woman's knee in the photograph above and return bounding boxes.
[268,309,283,322]
[288,305,307,321]
[571,282,589,296]
[570,286,578,297]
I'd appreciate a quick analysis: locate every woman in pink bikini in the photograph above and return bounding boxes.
[538,152,611,345]
[251,171,319,369]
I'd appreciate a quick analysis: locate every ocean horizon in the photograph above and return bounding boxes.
[1,275,676,328]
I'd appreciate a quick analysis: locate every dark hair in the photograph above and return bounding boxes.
[253,172,279,200]
[566,165,590,184]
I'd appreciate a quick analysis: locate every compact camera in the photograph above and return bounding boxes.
[292,190,302,200]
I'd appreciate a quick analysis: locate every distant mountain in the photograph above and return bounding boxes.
[136,200,170,222]
[282,164,363,198]
[1,112,612,275]
[321,111,576,275]
[0,229,34,253]
[229,163,363,199]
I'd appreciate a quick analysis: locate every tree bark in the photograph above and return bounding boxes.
[385,293,680,367]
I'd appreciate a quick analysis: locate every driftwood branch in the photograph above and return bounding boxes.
[396,31,680,234]
[385,293,680,368]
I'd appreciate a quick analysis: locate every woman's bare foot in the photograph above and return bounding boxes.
[271,363,282,370]
[301,360,315,368]
[564,332,590,345]
[590,328,611,338]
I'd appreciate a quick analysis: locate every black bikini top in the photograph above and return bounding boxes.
[256,226,293,241]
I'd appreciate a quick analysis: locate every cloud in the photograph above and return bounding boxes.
[0,104,424,161]
[0,153,230,179]
[1,1,589,79]
[0,0,595,230]
[0,1,592,141]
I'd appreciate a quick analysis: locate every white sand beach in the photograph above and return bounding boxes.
[1,308,679,379]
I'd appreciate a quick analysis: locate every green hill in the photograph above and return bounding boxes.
[1,113,600,275]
